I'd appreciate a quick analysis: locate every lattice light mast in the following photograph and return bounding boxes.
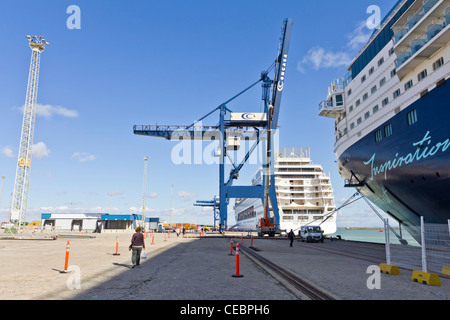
[9,36,49,227]
[141,157,149,228]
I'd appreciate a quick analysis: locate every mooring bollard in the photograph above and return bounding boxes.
[60,240,71,273]
[232,243,244,278]
[113,235,120,256]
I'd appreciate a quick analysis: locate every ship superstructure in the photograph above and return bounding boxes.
[234,148,337,235]
[319,0,450,240]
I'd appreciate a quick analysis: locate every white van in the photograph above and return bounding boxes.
[299,226,324,243]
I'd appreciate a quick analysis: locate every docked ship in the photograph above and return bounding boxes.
[319,0,450,241]
[233,148,337,235]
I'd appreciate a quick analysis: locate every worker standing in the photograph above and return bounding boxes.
[288,229,295,247]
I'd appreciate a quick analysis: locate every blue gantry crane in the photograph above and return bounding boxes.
[134,19,293,234]
[194,197,220,228]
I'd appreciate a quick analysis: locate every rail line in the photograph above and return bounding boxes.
[237,242,336,300]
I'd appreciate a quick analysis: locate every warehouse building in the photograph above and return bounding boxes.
[41,213,146,232]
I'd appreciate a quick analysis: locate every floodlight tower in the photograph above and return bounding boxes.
[9,36,49,227]
[141,157,149,228]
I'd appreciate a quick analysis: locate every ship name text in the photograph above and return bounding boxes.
[364,131,450,181]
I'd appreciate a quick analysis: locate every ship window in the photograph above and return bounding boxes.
[363,93,368,101]
[357,117,362,125]
[371,85,377,94]
[436,78,446,88]
[384,124,392,137]
[347,88,352,96]
[433,57,444,71]
[404,80,413,91]
[361,75,366,83]
[350,122,355,130]
[407,109,418,126]
[369,67,375,75]
[393,89,401,99]
[378,57,384,66]
[373,105,379,113]
[390,69,397,77]
[336,94,344,106]
[356,99,361,107]
[380,77,386,87]
[389,47,394,56]
[382,97,389,106]
[375,129,383,143]
[417,69,427,82]
[349,105,353,113]
[364,111,370,119]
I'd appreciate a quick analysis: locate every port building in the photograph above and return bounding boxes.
[40,213,154,232]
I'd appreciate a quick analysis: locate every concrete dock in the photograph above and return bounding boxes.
[0,232,448,301]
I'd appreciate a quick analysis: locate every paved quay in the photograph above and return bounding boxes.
[0,232,448,300]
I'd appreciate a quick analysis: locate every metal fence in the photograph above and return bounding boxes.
[386,218,450,275]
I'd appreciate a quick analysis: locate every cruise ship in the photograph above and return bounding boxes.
[233,148,337,235]
[319,0,450,241]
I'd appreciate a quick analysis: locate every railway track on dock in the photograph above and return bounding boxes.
[238,243,336,300]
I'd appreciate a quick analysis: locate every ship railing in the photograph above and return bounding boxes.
[327,78,344,97]
[392,0,439,45]
[395,8,450,69]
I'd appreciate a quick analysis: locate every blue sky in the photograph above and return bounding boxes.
[0,0,398,227]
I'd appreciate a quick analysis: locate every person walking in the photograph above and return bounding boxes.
[129,226,145,268]
[288,229,295,247]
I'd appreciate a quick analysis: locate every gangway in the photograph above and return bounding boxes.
[134,19,293,232]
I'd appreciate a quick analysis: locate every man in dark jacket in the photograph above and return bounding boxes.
[288,229,295,247]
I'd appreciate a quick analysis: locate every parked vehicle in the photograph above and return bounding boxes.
[299,226,324,243]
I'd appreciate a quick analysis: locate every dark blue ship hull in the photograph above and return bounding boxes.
[338,78,450,241]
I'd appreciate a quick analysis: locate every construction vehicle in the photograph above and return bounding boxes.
[257,105,282,237]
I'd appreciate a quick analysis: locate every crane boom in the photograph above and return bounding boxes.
[270,18,293,129]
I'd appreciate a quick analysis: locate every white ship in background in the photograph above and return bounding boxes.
[234,148,337,235]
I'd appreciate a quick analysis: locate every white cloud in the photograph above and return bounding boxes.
[32,141,50,159]
[297,20,372,73]
[16,103,79,119]
[346,21,373,51]
[1,146,14,158]
[297,47,352,73]
[147,192,158,198]
[177,191,196,199]
[108,190,123,196]
[72,152,96,162]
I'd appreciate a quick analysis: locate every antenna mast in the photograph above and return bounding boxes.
[9,36,49,227]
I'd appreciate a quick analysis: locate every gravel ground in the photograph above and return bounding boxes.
[0,232,448,301]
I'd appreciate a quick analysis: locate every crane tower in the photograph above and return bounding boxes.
[9,36,49,227]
